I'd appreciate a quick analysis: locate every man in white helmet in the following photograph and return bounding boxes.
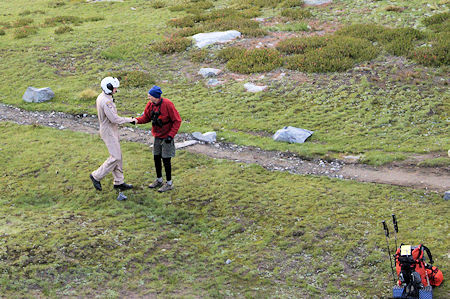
[89,77,136,191]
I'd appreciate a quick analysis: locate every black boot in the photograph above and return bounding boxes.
[90,174,102,191]
[114,183,133,190]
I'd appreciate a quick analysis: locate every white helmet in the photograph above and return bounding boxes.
[101,77,120,94]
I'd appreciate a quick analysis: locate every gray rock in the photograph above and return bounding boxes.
[444,191,450,200]
[273,126,313,144]
[199,68,221,78]
[207,79,222,86]
[22,87,55,103]
[304,0,332,5]
[192,30,241,48]
[175,140,198,149]
[244,83,267,93]
[192,131,216,143]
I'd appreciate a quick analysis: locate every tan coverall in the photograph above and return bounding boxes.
[91,92,133,185]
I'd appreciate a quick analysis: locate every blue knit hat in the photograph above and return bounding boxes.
[148,85,162,98]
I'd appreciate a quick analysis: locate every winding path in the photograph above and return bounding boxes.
[1,104,448,193]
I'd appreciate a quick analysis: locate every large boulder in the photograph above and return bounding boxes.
[273,126,313,144]
[192,31,241,48]
[192,131,217,143]
[22,87,55,103]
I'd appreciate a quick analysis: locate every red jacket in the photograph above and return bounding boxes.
[136,98,181,139]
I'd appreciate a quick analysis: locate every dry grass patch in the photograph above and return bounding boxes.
[385,6,404,12]
[54,25,73,34]
[79,89,97,100]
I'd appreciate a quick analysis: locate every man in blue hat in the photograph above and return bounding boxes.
[135,86,182,192]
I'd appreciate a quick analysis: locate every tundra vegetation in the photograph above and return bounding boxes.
[0,0,448,297]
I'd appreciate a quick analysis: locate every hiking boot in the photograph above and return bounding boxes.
[90,174,102,191]
[114,183,133,191]
[148,179,163,189]
[158,182,173,193]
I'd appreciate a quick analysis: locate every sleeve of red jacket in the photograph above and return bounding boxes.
[168,102,182,138]
[136,101,152,124]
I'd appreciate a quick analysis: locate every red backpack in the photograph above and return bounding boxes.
[395,244,443,287]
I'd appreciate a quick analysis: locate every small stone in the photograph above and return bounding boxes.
[444,191,450,201]
[225,259,232,264]
[207,79,222,86]
[199,68,221,78]
[244,83,267,93]
[304,0,332,5]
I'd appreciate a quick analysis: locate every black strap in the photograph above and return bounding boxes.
[422,245,434,264]
[152,98,171,126]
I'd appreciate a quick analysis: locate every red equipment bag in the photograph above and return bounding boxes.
[395,244,443,287]
[426,265,444,287]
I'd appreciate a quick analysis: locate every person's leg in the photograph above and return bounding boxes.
[92,137,122,182]
[162,157,171,183]
[111,151,124,185]
[158,138,175,192]
[154,154,163,179]
[149,138,164,188]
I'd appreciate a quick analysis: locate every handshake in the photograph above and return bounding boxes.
[129,118,171,143]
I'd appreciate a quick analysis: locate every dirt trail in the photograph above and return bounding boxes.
[1,104,448,193]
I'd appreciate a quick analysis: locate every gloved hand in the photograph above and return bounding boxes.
[164,136,173,143]
[130,118,137,125]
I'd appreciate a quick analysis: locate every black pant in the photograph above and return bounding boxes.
[154,155,171,181]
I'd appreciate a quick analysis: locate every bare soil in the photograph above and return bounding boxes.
[1,104,448,193]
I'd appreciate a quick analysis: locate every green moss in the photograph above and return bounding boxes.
[281,35,379,72]
[418,157,450,167]
[226,48,282,74]
[13,25,38,38]
[281,8,312,20]
[54,25,73,34]
[281,0,305,8]
[151,37,192,54]
[43,16,83,27]
[111,70,155,88]
[360,151,407,166]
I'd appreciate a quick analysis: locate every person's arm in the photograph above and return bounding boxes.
[167,102,182,138]
[136,102,152,124]
[103,101,133,124]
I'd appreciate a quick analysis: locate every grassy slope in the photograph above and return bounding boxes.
[0,0,448,163]
[0,122,448,297]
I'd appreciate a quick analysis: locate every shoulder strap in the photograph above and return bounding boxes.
[422,245,434,264]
